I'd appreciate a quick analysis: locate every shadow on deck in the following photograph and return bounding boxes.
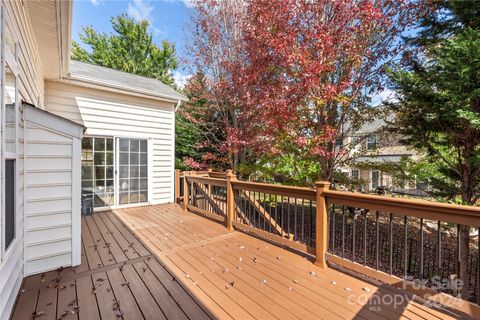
[12,204,471,319]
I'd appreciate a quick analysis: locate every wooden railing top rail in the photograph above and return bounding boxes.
[180,170,480,226]
[184,175,228,187]
[231,180,316,201]
[325,189,480,227]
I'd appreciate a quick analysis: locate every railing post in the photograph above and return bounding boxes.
[226,170,235,230]
[315,181,330,269]
[183,171,190,212]
[175,169,181,203]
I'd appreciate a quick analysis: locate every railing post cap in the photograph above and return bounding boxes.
[315,181,331,188]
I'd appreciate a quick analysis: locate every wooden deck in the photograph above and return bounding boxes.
[11,208,210,320]
[12,203,472,319]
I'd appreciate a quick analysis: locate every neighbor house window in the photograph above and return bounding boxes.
[335,137,343,148]
[367,134,376,150]
[371,171,380,189]
[351,169,359,180]
[2,16,19,253]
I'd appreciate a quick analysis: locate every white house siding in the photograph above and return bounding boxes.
[0,2,45,320]
[45,81,176,205]
[23,120,81,276]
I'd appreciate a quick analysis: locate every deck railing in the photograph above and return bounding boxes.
[175,170,480,315]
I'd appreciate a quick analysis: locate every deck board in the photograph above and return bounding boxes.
[11,203,472,319]
[11,207,211,320]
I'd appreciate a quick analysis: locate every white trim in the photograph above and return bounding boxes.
[57,76,186,104]
[23,104,83,138]
[71,137,81,266]
[1,5,20,258]
[170,107,175,203]
[148,138,154,204]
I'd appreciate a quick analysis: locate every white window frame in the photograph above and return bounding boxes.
[1,5,19,258]
[366,134,376,150]
[350,169,359,180]
[370,170,380,190]
[115,136,150,208]
[81,135,152,212]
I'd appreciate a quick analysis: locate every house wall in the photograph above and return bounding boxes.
[24,120,81,276]
[45,81,176,205]
[0,2,45,320]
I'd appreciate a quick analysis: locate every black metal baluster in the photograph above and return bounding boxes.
[456,224,461,295]
[342,206,345,259]
[294,198,298,241]
[309,201,313,247]
[254,192,258,228]
[281,196,284,234]
[352,211,356,262]
[268,193,273,232]
[287,197,291,237]
[376,211,379,270]
[332,205,336,253]
[404,215,408,279]
[419,218,424,280]
[437,221,442,285]
[302,199,305,243]
[389,213,393,275]
[263,193,266,230]
[364,211,367,266]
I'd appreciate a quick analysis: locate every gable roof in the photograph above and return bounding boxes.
[66,61,187,102]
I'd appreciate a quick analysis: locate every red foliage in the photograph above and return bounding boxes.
[186,0,420,177]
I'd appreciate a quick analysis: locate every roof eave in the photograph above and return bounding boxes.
[59,75,188,104]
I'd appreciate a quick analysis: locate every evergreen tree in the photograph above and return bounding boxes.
[387,1,480,299]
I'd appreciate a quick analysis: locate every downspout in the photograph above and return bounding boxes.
[175,100,182,112]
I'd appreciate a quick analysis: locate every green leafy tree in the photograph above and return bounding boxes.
[387,23,480,300]
[72,14,177,85]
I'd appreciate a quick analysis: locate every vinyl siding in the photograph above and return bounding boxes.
[45,81,176,204]
[0,2,45,319]
[24,122,78,275]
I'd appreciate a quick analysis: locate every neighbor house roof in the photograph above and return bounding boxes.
[66,60,187,103]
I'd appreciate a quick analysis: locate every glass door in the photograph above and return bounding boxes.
[81,137,115,209]
[117,138,148,205]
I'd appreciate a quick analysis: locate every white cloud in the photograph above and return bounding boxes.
[173,71,192,89]
[153,27,167,37]
[90,0,103,7]
[164,0,196,8]
[127,0,154,22]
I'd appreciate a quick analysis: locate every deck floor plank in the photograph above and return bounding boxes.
[55,277,78,320]
[76,275,101,320]
[11,275,41,320]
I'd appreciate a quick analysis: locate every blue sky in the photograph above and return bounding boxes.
[72,0,194,86]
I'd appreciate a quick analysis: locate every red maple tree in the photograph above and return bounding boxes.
[184,0,420,180]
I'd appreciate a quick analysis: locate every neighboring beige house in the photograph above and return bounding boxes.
[0,2,185,319]
[339,116,422,193]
